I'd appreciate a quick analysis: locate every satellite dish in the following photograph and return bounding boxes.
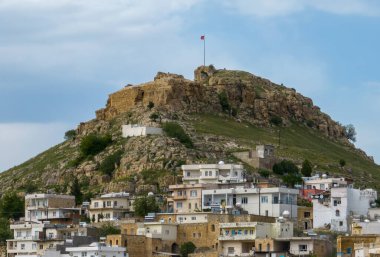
[319,195,324,199]
[282,210,290,218]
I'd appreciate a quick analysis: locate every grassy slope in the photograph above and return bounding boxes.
[191,114,380,189]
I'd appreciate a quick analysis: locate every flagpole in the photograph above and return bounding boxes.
[203,36,206,66]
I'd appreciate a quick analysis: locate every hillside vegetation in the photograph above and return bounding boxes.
[192,114,380,189]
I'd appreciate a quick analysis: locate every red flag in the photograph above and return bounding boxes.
[200,35,205,40]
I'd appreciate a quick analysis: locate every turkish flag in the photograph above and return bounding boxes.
[200,35,205,40]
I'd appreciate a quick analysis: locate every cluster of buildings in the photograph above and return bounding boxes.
[4,145,380,257]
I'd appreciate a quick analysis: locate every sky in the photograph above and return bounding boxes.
[1,0,380,171]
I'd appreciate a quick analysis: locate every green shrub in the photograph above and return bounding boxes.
[99,223,121,237]
[301,159,313,177]
[272,160,299,175]
[149,113,160,122]
[258,169,270,178]
[218,91,230,112]
[99,150,124,176]
[133,196,160,217]
[162,122,193,148]
[79,134,112,157]
[64,129,77,140]
[306,120,314,128]
[270,115,283,126]
[180,242,196,257]
[147,101,154,110]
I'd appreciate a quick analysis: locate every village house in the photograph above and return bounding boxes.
[232,145,276,170]
[25,194,79,224]
[337,235,379,257]
[218,219,293,257]
[202,186,299,218]
[65,242,127,257]
[312,187,377,232]
[88,192,134,223]
[354,237,380,257]
[297,206,313,231]
[181,162,245,184]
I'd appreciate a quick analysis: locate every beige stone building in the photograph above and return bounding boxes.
[233,145,276,170]
[88,192,133,223]
[168,184,218,213]
[297,206,313,231]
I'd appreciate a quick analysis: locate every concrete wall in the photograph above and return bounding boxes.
[122,125,162,137]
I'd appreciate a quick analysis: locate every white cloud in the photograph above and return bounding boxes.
[223,0,380,18]
[0,122,72,172]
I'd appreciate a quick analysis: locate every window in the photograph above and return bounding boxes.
[334,199,341,206]
[258,244,262,251]
[209,171,212,176]
[242,197,248,204]
[114,201,118,206]
[53,211,56,217]
[188,203,192,210]
[177,191,183,196]
[32,244,36,250]
[17,232,21,237]
[228,247,234,254]
[21,244,25,250]
[299,245,308,252]
[306,185,312,189]
[211,224,215,232]
[304,212,311,218]
[190,190,197,197]
[94,202,99,208]
[82,252,87,257]
[165,230,169,235]
[107,201,111,207]
[320,184,325,190]
[273,196,279,204]
[336,210,340,217]
[40,245,44,250]
[176,202,183,208]
[195,203,198,209]
[191,217,196,221]
[347,247,352,254]
[339,221,343,226]
[261,196,268,203]
[186,171,190,177]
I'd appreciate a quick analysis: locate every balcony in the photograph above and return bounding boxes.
[173,195,187,200]
[218,234,255,241]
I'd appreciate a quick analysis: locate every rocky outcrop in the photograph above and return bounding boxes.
[96,66,347,141]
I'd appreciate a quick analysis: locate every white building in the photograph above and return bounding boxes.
[25,194,79,224]
[122,124,162,137]
[303,175,350,190]
[88,192,133,223]
[66,243,127,257]
[135,222,177,241]
[312,187,377,232]
[181,162,245,184]
[219,220,293,257]
[202,187,298,218]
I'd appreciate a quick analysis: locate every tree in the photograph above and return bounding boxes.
[339,159,346,168]
[70,177,83,205]
[162,122,193,148]
[99,222,121,237]
[149,113,160,122]
[64,129,77,140]
[133,195,160,217]
[99,150,124,177]
[258,169,270,178]
[272,160,299,175]
[79,134,112,157]
[0,192,25,220]
[344,124,356,142]
[0,218,12,242]
[283,173,302,188]
[180,242,196,257]
[301,159,313,177]
[147,101,154,110]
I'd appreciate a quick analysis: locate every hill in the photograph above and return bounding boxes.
[0,65,378,196]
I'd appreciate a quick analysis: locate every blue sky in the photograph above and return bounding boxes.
[1,0,380,171]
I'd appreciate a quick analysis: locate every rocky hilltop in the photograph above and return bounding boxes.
[0,66,378,196]
[96,66,346,140]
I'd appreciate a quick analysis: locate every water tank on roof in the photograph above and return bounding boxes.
[322,174,327,178]
[282,210,290,218]
[148,192,154,197]
[218,161,225,165]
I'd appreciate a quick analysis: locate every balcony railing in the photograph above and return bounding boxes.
[219,234,255,241]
